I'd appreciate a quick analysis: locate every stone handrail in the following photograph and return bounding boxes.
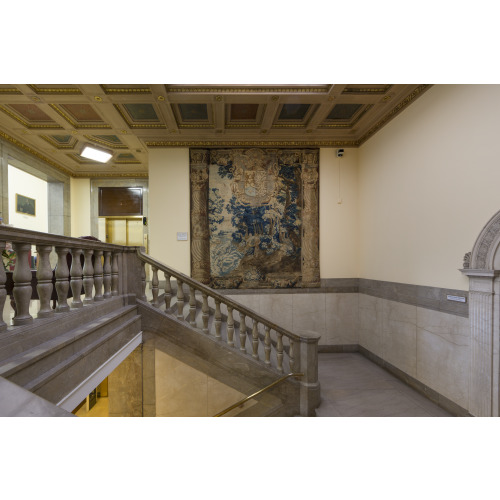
[0,225,139,331]
[136,248,321,415]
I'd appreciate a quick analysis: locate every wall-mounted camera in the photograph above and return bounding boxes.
[337,149,344,158]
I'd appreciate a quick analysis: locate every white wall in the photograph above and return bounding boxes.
[148,148,191,275]
[358,84,500,291]
[8,164,48,232]
[70,178,91,237]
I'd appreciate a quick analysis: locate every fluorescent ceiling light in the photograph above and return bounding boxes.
[81,144,113,163]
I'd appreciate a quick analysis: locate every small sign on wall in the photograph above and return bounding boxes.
[177,232,188,241]
[447,295,467,303]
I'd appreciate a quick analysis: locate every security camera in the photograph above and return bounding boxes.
[337,149,344,158]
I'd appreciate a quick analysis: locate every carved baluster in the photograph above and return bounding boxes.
[93,250,104,301]
[103,251,112,298]
[227,306,234,347]
[189,286,196,326]
[0,241,8,331]
[82,249,94,305]
[289,338,295,372]
[277,332,284,373]
[176,279,185,319]
[239,313,247,353]
[252,320,259,360]
[164,272,172,309]
[37,245,55,317]
[69,248,83,309]
[214,300,222,339]
[12,243,33,325]
[111,252,119,296]
[151,266,159,307]
[202,293,209,334]
[264,326,271,366]
[140,261,147,301]
[55,246,70,313]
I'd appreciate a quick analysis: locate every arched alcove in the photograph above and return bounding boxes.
[462,209,500,416]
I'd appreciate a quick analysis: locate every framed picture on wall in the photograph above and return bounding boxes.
[15,194,36,217]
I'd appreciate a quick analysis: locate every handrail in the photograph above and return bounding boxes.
[214,373,304,417]
[136,248,302,342]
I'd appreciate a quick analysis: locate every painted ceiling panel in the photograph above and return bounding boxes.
[123,103,159,121]
[9,104,53,122]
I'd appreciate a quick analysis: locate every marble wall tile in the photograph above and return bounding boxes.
[358,294,384,358]
[416,307,470,409]
[324,293,359,345]
[292,293,326,339]
[259,294,294,331]
[382,300,417,378]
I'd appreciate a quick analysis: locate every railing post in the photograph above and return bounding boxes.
[12,243,33,325]
[111,252,119,296]
[82,249,94,305]
[93,250,104,301]
[69,248,83,309]
[0,240,8,331]
[176,279,185,319]
[55,246,70,313]
[103,251,112,298]
[252,320,259,360]
[264,326,271,366]
[202,293,209,334]
[276,333,284,373]
[214,300,222,339]
[164,272,172,308]
[227,306,234,347]
[140,260,147,301]
[151,266,159,307]
[296,330,321,417]
[189,286,196,326]
[239,313,247,353]
[37,244,55,317]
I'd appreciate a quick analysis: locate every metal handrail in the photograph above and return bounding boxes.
[136,248,303,342]
[213,373,303,417]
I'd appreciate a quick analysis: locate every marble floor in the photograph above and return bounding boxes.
[315,353,452,417]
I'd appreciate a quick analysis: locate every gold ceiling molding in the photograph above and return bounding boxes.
[165,86,330,94]
[146,140,359,148]
[40,135,78,149]
[0,129,72,176]
[27,85,82,95]
[342,86,392,94]
[101,86,152,94]
[357,84,432,145]
[320,104,373,129]
[0,105,63,129]
[49,104,111,129]
[72,170,148,178]
[0,88,22,94]
[84,135,128,149]
[225,124,261,128]
[113,104,167,129]
[178,124,214,129]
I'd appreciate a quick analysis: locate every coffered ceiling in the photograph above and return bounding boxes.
[0,84,430,178]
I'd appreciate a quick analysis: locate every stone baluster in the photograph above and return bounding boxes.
[82,249,94,305]
[264,326,271,366]
[111,252,119,296]
[37,245,55,317]
[252,320,259,360]
[176,279,185,319]
[189,286,196,326]
[140,261,147,301]
[93,250,104,301]
[0,241,8,331]
[12,243,33,325]
[239,313,247,353]
[289,338,295,372]
[164,272,172,309]
[276,332,284,373]
[202,293,209,334]
[214,300,222,339]
[55,246,70,313]
[151,266,159,307]
[69,248,83,309]
[103,251,112,298]
[227,306,234,347]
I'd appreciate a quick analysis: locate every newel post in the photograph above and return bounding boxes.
[295,330,321,417]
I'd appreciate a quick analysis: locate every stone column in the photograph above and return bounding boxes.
[296,330,321,417]
[190,149,210,284]
[301,150,320,288]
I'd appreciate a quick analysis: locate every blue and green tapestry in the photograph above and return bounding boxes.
[208,149,303,289]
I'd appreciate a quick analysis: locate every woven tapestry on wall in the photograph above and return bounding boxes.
[190,148,319,289]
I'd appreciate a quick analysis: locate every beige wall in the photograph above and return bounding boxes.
[358,84,500,291]
[319,148,359,278]
[70,178,91,237]
[148,148,191,275]
[8,164,48,232]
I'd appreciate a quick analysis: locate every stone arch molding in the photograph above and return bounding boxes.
[462,208,500,416]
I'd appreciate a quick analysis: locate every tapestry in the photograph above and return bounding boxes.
[190,148,319,289]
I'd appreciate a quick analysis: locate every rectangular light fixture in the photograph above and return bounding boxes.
[80,144,113,163]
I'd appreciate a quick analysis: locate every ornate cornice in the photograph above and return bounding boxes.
[0,87,22,94]
[146,140,360,148]
[357,85,432,145]
[166,85,330,94]
[342,85,392,94]
[100,86,152,94]
[27,85,82,95]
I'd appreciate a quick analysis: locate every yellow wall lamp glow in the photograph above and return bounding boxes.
[81,144,113,163]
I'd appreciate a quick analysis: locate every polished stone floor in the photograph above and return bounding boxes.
[315,353,452,417]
